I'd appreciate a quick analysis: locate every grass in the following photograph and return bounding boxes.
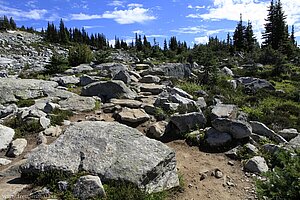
[94,100,101,110]
[176,81,204,97]
[49,108,73,126]
[16,99,35,108]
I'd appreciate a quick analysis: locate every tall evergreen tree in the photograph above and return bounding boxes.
[244,21,256,52]
[9,17,16,30]
[233,13,245,51]
[59,19,68,44]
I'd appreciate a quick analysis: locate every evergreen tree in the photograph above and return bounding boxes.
[290,25,296,46]
[9,17,16,30]
[262,0,289,50]
[59,19,68,44]
[163,39,168,51]
[233,13,245,51]
[169,36,178,51]
[244,21,256,52]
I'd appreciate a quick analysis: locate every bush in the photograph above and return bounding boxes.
[68,44,93,67]
[45,53,69,74]
[16,99,35,108]
[49,108,73,125]
[94,50,113,64]
[256,149,300,199]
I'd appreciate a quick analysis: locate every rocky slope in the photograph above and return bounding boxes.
[0,31,299,200]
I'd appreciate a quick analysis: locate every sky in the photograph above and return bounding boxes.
[1,0,300,46]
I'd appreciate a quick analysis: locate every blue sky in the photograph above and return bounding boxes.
[1,0,300,46]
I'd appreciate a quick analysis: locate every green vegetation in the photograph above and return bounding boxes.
[45,53,70,74]
[3,117,43,139]
[68,44,93,67]
[16,99,35,108]
[257,149,300,199]
[49,108,73,126]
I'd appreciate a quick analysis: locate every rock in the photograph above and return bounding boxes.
[65,64,94,74]
[169,94,199,113]
[225,146,240,160]
[261,144,280,154]
[196,97,207,109]
[58,181,68,191]
[0,125,15,151]
[278,129,299,141]
[20,121,179,193]
[0,70,8,78]
[244,143,259,155]
[168,87,193,99]
[211,104,238,120]
[0,78,58,104]
[237,77,275,93]
[110,99,142,108]
[195,90,208,97]
[43,102,60,113]
[147,121,168,138]
[81,80,137,102]
[79,75,99,86]
[95,63,128,76]
[140,75,161,83]
[37,132,47,145]
[29,187,51,199]
[39,116,50,129]
[73,175,106,200]
[116,108,150,125]
[212,118,252,139]
[221,67,234,77]
[204,127,232,147]
[244,156,268,173]
[43,126,62,137]
[6,138,27,157]
[142,104,157,115]
[287,135,300,149]
[59,96,96,112]
[156,63,192,78]
[0,104,17,119]
[213,169,223,178]
[250,121,287,143]
[140,84,165,95]
[0,158,12,166]
[112,70,131,84]
[170,112,206,134]
[50,75,80,86]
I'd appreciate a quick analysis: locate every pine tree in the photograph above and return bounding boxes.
[262,0,289,50]
[244,21,256,52]
[9,17,16,30]
[169,36,178,51]
[163,39,168,51]
[290,25,296,46]
[59,19,68,44]
[233,13,245,51]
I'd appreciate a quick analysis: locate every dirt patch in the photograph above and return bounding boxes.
[166,140,256,200]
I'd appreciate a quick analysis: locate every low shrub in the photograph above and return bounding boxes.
[49,108,73,125]
[16,99,35,108]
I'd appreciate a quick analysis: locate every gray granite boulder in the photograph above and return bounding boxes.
[50,75,80,87]
[59,96,96,112]
[0,125,15,151]
[278,128,299,141]
[204,127,232,147]
[73,175,106,200]
[140,75,161,83]
[112,70,131,84]
[170,112,206,133]
[81,80,137,102]
[211,104,238,120]
[250,121,287,143]
[6,138,27,157]
[212,118,252,139]
[20,121,179,193]
[244,156,269,173]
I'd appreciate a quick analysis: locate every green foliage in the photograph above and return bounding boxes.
[68,44,93,67]
[49,108,73,126]
[94,50,113,64]
[45,53,70,74]
[94,100,101,110]
[176,81,203,97]
[3,117,44,138]
[16,99,35,108]
[256,149,300,199]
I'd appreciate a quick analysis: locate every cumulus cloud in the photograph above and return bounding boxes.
[195,36,209,44]
[108,1,124,7]
[70,13,102,20]
[0,4,47,20]
[102,7,156,24]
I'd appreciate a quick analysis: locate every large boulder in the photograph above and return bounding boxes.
[140,84,165,95]
[0,125,15,151]
[73,175,106,200]
[244,156,269,173]
[6,138,27,157]
[155,63,192,78]
[116,108,150,125]
[50,75,80,87]
[250,121,287,143]
[65,64,94,74]
[58,96,96,112]
[140,75,161,83]
[0,78,58,104]
[94,63,128,76]
[170,112,206,133]
[237,77,275,93]
[81,81,137,102]
[212,118,252,139]
[112,70,131,84]
[278,128,299,141]
[211,104,238,120]
[204,127,232,147]
[20,121,179,193]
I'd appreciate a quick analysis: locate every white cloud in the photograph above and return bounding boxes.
[0,4,47,20]
[127,3,143,8]
[83,25,104,29]
[187,0,300,42]
[187,5,205,9]
[147,34,167,38]
[172,26,206,34]
[108,1,124,7]
[195,36,209,44]
[133,30,144,34]
[70,13,102,20]
[102,7,156,24]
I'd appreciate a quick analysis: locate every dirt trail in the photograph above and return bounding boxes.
[166,140,256,200]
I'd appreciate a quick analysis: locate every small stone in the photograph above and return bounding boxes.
[228,161,234,166]
[227,181,235,187]
[200,173,207,181]
[215,169,223,179]
[37,132,47,145]
[0,158,12,166]
[58,181,68,191]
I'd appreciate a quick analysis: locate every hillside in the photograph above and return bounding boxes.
[0,28,299,200]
